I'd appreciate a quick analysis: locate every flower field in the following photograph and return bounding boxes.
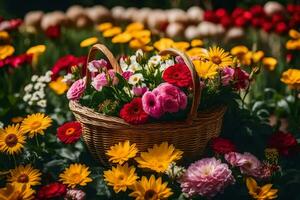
[0,1,300,200]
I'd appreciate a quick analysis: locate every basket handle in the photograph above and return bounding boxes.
[159,48,201,122]
[85,44,123,83]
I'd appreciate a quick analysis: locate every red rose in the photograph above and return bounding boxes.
[250,5,265,17]
[162,63,192,88]
[204,10,219,23]
[45,25,61,39]
[215,8,228,18]
[234,17,247,27]
[268,131,298,156]
[275,22,288,34]
[220,16,232,28]
[57,121,82,144]
[232,8,246,19]
[120,98,149,124]
[36,182,67,199]
[210,137,236,154]
[262,20,273,32]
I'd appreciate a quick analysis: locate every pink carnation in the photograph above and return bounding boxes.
[225,152,262,177]
[67,78,86,100]
[91,70,117,91]
[180,157,235,198]
[221,67,235,86]
[142,91,163,118]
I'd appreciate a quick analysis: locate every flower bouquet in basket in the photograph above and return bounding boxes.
[67,44,254,165]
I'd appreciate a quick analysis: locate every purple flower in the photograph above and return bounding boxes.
[133,86,148,97]
[67,78,86,100]
[221,67,235,86]
[225,152,262,177]
[88,59,108,73]
[180,157,235,198]
[142,91,163,118]
[122,71,133,81]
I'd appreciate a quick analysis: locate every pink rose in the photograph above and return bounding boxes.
[67,78,86,100]
[92,73,108,91]
[221,67,235,86]
[88,59,108,73]
[133,86,148,97]
[142,91,163,118]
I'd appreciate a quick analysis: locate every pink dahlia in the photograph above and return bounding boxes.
[180,157,235,198]
[225,152,262,177]
[67,78,86,100]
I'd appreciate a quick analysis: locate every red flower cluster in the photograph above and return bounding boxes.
[36,182,67,199]
[0,54,32,69]
[203,4,300,35]
[45,25,61,39]
[51,54,87,80]
[57,121,82,144]
[162,63,192,88]
[120,98,149,124]
[210,137,237,154]
[268,131,298,156]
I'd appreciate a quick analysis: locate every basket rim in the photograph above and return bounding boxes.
[69,100,227,128]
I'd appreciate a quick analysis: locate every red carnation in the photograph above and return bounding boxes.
[57,121,82,144]
[120,98,148,124]
[162,63,192,88]
[275,22,288,34]
[204,10,219,23]
[36,182,67,199]
[45,25,61,39]
[210,137,237,154]
[268,131,298,156]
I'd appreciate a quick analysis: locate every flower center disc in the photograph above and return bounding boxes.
[31,121,42,129]
[71,173,81,183]
[144,189,158,200]
[17,174,29,183]
[211,56,222,65]
[65,128,75,135]
[5,134,18,147]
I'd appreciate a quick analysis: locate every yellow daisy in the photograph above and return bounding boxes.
[112,32,132,44]
[135,142,183,173]
[8,164,41,187]
[191,39,203,47]
[96,22,113,32]
[26,45,46,67]
[193,60,218,79]
[246,177,278,200]
[142,45,154,52]
[125,22,144,33]
[0,124,26,155]
[252,50,265,63]
[131,30,151,39]
[186,47,208,59]
[104,163,138,193]
[106,140,138,165]
[59,163,92,188]
[172,42,190,52]
[230,45,248,59]
[103,27,122,38]
[0,45,15,60]
[153,38,174,51]
[129,175,173,200]
[80,37,98,47]
[49,76,69,95]
[129,38,151,49]
[11,117,24,123]
[21,113,52,138]
[0,184,34,200]
[205,46,232,68]
[262,57,277,71]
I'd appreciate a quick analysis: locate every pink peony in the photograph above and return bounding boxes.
[221,67,235,86]
[225,152,262,177]
[142,91,164,118]
[67,78,86,100]
[133,86,148,97]
[180,157,235,198]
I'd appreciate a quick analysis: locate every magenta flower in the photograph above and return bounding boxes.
[225,152,262,177]
[180,157,235,198]
[122,71,133,81]
[234,68,250,90]
[142,91,163,118]
[221,67,235,86]
[133,86,148,97]
[67,78,86,100]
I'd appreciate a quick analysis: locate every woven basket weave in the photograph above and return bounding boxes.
[69,44,227,165]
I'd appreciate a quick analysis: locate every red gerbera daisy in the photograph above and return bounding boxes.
[36,182,67,199]
[210,137,237,154]
[120,98,149,124]
[57,121,82,144]
[162,63,192,88]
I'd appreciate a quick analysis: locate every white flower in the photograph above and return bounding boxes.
[37,76,46,83]
[24,84,33,92]
[62,73,74,83]
[34,82,46,90]
[135,49,144,57]
[128,73,144,85]
[130,55,137,63]
[120,57,129,71]
[31,75,39,82]
[148,55,161,66]
[45,71,53,77]
[34,90,45,99]
[28,100,33,105]
[0,121,3,129]
[165,162,186,180]
[23,94,32,102]
[37,99,47,108]
[128,62,142,72]
[160,59,175,72]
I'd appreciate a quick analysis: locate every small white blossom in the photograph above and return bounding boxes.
[130,55,137,63]
[24,84,33,92]
[63,73,74,83]
[37,76,46,83]
[37,99,47,108]
[28,100,33,105]
[31,75,39,82]
[34,82,46,90]
[23,94,32,102]
[148,55,162,66]
[128,73,144,85]
[33,90,45,99]
[120,57,129,71]
[128,63,142,72]
[135,49,144,57]
[165,162,186,180]
[0,121,3,129]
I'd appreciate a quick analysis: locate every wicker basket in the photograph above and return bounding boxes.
[69,44,227,165]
